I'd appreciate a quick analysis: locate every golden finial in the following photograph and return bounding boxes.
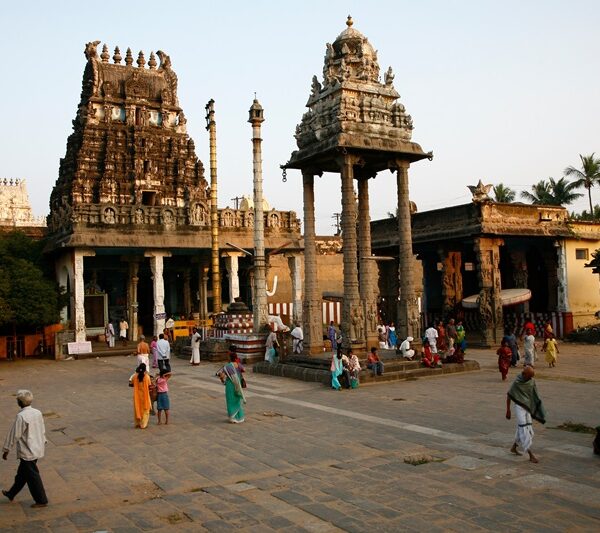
[346,15,353,27]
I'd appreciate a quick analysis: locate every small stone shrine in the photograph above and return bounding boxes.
[282,17,432,353]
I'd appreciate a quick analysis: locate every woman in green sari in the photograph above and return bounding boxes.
[217,352,246,423]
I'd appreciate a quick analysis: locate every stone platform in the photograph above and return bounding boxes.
[253,351,480,385]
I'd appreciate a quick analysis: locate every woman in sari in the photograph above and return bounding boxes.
[217,353,246,423]
[347,349,361,388]
[386,322,398,349]
[456,321,467,354]
[544,334,559,367]
[331,349,344,390]
[436,321,447,352]
[130,363,151,429]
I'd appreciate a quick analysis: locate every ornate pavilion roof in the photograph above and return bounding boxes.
[284,16,431,172]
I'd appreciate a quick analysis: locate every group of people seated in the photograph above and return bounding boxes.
[330,347,362,390]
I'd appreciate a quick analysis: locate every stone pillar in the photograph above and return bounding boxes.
[249,98,268,332]
[339,155,362,348]
[287,253,303,326]
[145,250,171,336]
[224,252,243,303]
[199,264,209,320]
[395,160,420,341]
[555,240,569,312]
[474,237,504,347]
[357,174,378,347]
[72,249,96,342]
[302,170,323,354]
[127,260,140,342]
[183,269,191,316]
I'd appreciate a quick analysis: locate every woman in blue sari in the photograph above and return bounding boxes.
[330,348,347,390]
[217,352,246,423]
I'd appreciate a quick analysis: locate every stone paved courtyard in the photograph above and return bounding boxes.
[1,344,599,532]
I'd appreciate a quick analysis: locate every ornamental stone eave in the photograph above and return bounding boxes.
[283,140,430,173]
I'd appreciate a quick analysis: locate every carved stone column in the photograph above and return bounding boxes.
[127,260,140,342]
[224,252,243,303]
[302,170,323,354]
[357,174,377,347]
[338,155,362,348]
[183,269,191,316]
[474,237,504,347]
[145,250,171,336]
[395,160,419,341]
[72,249,96,342]
[199,264,209,320]
[555,240,569,312]
[287,253,303,326]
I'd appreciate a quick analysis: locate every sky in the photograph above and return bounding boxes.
[1,0,599,233]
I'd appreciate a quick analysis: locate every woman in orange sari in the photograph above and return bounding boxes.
[130,363,151,429]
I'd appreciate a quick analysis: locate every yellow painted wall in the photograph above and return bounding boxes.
[565,238,600,328]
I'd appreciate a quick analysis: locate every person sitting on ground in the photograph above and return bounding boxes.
[399,336,415,360]
[421,339,441,368]
[367,347,384,376]
[347,349,361,388]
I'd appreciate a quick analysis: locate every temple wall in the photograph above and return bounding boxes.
[565,238,600,328]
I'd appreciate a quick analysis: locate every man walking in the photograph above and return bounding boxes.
[506,366,546,463]
[156,333,171,373]
[2,390,48,508]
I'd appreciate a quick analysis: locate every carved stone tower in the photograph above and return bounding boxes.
[283,17,432,352]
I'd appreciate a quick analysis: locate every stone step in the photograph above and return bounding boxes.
[252,359,480,385]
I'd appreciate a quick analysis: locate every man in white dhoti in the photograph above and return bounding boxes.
[506,366,546,463]
[190,327,201,365]
[399,337,415,360]
[290,324,303,354]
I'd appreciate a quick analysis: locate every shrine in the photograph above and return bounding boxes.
[45,42,303,343]
[282,16,431,353]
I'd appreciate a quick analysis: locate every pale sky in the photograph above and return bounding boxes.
[2,0,599,233]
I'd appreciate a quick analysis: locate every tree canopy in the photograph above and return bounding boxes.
[520,177,582,206]
[564,153,600,218]
[493,183,516,203]
[0,232,63,332]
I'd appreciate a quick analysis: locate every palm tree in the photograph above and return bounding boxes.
[521,177,582,206]
[493,183,516,203]
[564,153,600,218]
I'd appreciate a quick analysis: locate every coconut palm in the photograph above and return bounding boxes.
[521,177,582,206]
[564,153,600,218]
[493,183,516,203]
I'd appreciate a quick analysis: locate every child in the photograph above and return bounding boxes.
[497,339,512,381]
[543,334,559,368]
[156,369,171,424]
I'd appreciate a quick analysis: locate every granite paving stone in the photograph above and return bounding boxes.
[1,347,599,531]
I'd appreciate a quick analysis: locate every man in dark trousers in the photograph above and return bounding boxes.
[2,390,48,508]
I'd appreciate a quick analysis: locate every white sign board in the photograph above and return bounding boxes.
[67,341,92,355]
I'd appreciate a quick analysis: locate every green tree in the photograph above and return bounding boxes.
[571,205,600,221]
[0,232,63,333]
[564,153,600,218]
[520,177,582,206]
[493,183,516,203]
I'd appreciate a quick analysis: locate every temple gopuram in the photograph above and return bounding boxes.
[45,42,302,343]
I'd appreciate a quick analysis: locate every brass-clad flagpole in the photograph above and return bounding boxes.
[205,99,221,313]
